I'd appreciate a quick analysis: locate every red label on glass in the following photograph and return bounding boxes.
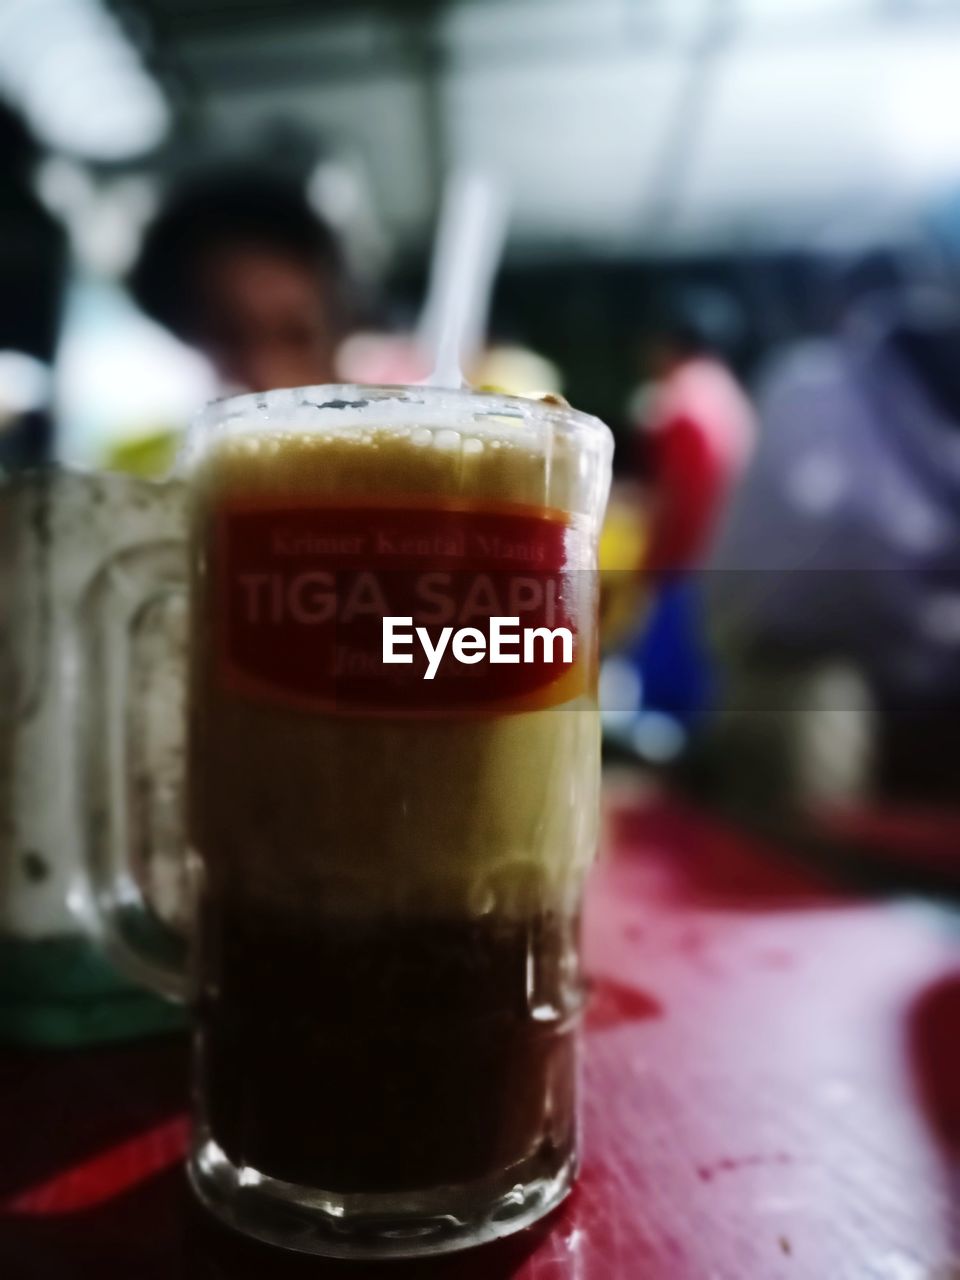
[214,499,591,717]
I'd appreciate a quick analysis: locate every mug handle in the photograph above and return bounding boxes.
[74,541,191,1002]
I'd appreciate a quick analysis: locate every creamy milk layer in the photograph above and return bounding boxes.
[188,419,604,920]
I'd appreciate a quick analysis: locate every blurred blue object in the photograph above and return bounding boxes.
[601,579,714,764]
[633,579,715,730]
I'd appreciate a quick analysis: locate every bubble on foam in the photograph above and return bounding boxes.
[412,428,433,446]
[463,437,484,455]
[290,400,319,429]
[434,428,461,451]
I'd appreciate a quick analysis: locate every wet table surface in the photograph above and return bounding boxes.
[1,798,958,1279]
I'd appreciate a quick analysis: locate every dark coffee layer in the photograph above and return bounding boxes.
[195,902,581,1193]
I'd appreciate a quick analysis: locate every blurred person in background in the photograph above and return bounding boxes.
[0,103,67,471]
[709,247,960,808]
[637,288,756,578]
[131,166,357,399]
[614,289,755,752]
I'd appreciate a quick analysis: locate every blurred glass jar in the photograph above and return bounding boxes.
[0,467,187,1044]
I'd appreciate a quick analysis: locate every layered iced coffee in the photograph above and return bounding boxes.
[184,387,612,1255]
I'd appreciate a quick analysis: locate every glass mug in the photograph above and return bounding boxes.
[81,385,613,1259]
[0,466,186,1044]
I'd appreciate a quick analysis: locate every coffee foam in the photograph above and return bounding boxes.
[193,421,595,522]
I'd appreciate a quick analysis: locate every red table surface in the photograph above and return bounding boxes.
[0,798,958,1279]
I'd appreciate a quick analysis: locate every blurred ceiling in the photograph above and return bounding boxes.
[114,0,960,258]
[0,0,168,161]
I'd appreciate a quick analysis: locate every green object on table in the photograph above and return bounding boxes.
[0,935,185,1047]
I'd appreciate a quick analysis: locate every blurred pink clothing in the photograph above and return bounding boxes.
[641,357,756,574]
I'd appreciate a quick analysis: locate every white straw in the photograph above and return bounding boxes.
[418,171,509,389]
